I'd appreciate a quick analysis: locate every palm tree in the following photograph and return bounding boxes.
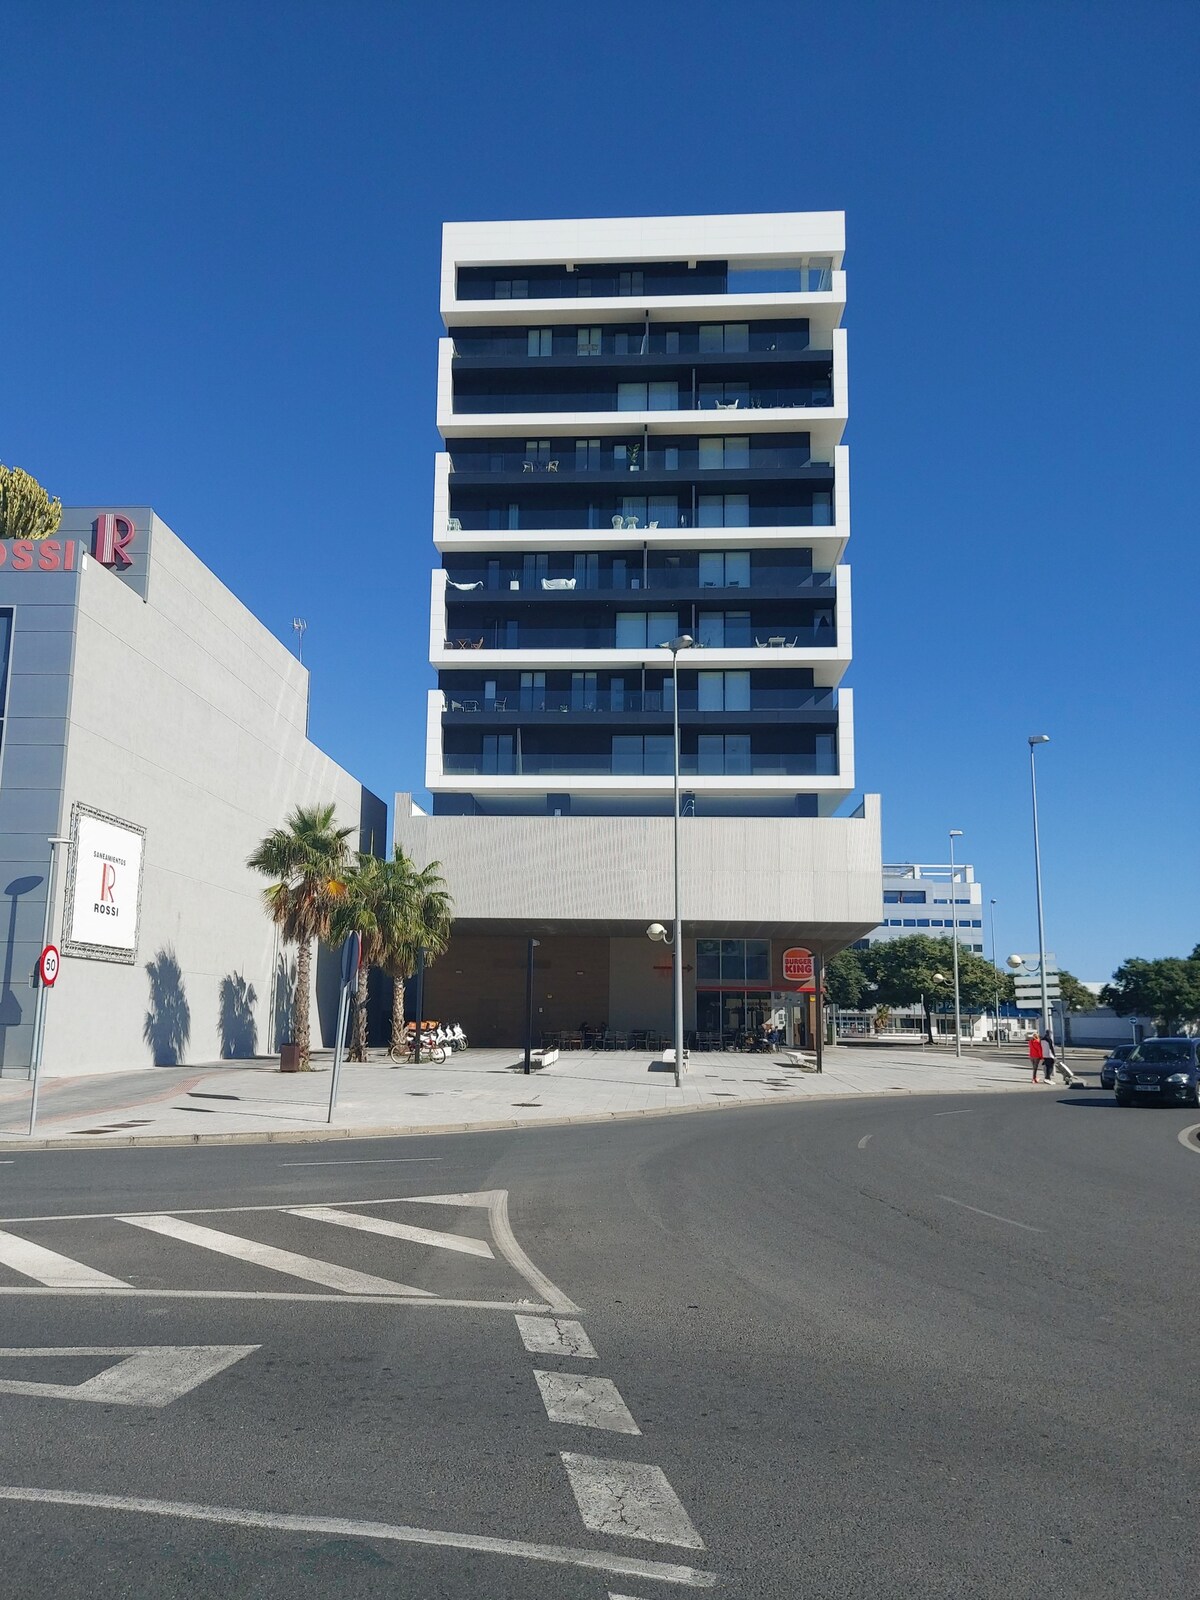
[247,803,353,1066]
[330,853,389,1062]
[385,849,453,1054]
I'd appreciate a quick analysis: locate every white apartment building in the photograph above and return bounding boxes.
[396,212,882,1047]
[856,862,988,954]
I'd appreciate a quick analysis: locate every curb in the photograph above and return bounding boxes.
[0,1078,1037,1154]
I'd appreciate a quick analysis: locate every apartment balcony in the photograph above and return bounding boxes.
[444,562,835,596]
[443,749,841,778]
[440,686,839,725]
[437,331,846,438]
[450,318,819,360]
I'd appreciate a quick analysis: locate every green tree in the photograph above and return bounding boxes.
[860,935,1012,1041]
[1102,950,1200,1035]
[824,946,869,1008]
[247,803,353,1066]
[0,463,62,540]
[386,850,453,1053]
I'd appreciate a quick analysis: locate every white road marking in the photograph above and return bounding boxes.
[289,1205,493,1258]
[857,1134,872,1149]
[936,1195,1043,1233]
[0,1227,129,1288]
[560,1452,705,1549]
[515,1315,597,1359]
[119,1215,433,1295]
[536,1372,640,1434]
[278,1158,442,1167]
[404,1190,580,1313]
[0,1486,717,1588]
[0,1287,547,1308]
[934,1110,974,1117]
[0,1344,257,1406]
[1176,1123,1200,1154]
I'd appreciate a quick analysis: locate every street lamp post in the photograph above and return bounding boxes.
[948,829,963,1057]
[28,834,71,1137]
[662,634,694,1088]
[523,938,540,1075]
[1028,735,1052,1047]
[989,897,1002,1043]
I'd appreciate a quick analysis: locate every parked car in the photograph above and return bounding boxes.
[1113,1039,1200,1107]
[1100,1044,1135,1090]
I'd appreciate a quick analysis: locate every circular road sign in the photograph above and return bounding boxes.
[38,945,60,987]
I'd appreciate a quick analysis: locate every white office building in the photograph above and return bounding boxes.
[856,862,987,954]
[396,212,882,1047]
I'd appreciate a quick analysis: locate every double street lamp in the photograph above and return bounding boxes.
[948,828,963,1057]
[647,633,694,1090]
[1027,735,1052,1045]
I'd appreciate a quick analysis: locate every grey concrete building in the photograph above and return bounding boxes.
[0,506,384,1076]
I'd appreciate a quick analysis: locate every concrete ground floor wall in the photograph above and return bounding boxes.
[416,933,827,1049]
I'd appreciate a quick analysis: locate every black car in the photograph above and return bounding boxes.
[1100,1044,1135,1090]
[1114,1039,1200,1106]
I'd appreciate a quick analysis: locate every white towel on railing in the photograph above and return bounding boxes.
[448,579,483,590]
[541,578,577,590]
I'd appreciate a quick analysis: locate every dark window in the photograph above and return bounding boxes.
[0,607,12,761]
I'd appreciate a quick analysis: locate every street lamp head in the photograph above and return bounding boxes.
[1006,954,1024,969]
[661,634,695,655]
[933,972,946,983]
[646,923,668,943]
[949,829,963,838]
[1028,734,1050,746]
[47,836,71,846]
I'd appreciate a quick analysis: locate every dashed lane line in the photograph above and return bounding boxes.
[857,1134,872,1149]
[288,1205,494,1259]
[0,1227,129,1289]
[560,1452,706,1550]
[515,1315,597,1358]
[278,1158,442,1166]
[0,1486,716,1588]
[936,1195,1043,1233]
[119,1215,434,1296]
[535,1371,641,1435]
[0,1287,548,1308]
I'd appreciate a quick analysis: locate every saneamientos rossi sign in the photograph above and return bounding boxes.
[62,805,147,964]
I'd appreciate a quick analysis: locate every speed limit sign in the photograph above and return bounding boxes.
[38,945,60,987]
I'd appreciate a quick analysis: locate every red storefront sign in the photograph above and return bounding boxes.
[782,947,814,984]
[0,540,78,571]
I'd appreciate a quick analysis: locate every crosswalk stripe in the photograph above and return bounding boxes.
[0,1227,129,1289]
[118,1215,432,1296]
[535,1371,640,1434]
[561,1453,705,1550]
[515,1315,597,1358]
[288,1206,494,1259]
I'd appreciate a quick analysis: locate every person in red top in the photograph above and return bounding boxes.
[1028,1033,1044,1083]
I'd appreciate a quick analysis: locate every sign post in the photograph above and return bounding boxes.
[327,932,361,1124]
[28,837,70,1138]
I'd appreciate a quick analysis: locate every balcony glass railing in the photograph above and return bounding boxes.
[443,625,830,652]
[455,265,835,301]
[443,687,836,715]
[443,751,839,777]
[446,497,834,532]
[452,384,833,415]
[452,323,814,359]
[449,442,816,475]
[445,566,834,594]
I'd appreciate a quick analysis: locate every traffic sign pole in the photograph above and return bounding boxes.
[327,933,361,1124]
[28,837,69,1138]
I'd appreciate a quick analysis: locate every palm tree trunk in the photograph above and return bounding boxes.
[350,963,370,1060]
[294,937,312,1065]
[391,969,407,1052]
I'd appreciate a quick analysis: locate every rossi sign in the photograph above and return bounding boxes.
[62,805,147,963]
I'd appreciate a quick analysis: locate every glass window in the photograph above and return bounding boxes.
[648,494,677,525]
[724,611,751,646]
[698,324,723,353]
[720,940,746,980]
[916,919,930,928]
[648,381,678,410]
[697,734,723,774]
[618,270,644,295]
[697,672,724,711]
[724,670,750,710]
[745,939,769,980]
[699,437,723,470]
[698,551,723,587]
[575,438,601,469]
[883,891,901,904]
[724,323,750,353]
[527,328,552,356]
[725,551,750,587]
[643,734,673,773]
[724,494,750,527]
[615,612,646,648]
[665,330,680,354]
[648,611,678,647]
[612,734,643,774]
[697,611,724,647]
[723,436,750,469]
[617,382,647,411]
[696,939,721,980]
[620,496,648,523]
[902,918,916,927]
[577,327,602,355]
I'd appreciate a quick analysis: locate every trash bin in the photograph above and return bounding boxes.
[280,1043,302,1073]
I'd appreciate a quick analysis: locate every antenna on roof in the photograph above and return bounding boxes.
[292,617,308,665]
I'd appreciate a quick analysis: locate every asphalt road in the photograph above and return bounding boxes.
[1,1085,1197,1599]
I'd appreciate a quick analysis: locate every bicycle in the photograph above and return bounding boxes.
[389,1037,446,1065]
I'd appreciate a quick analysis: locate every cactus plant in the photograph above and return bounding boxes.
[0,464,62,540]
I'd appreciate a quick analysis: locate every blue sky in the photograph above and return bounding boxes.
[3,0,1197,982]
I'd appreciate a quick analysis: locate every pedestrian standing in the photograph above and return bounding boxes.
[1040,1030,1057,1084]
[1028,1032,1044,1083]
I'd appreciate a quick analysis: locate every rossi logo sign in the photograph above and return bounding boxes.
[63,806,146,963]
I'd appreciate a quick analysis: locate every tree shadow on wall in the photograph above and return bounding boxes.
[273,953,296,1051]
[218,973,258,1059]
[143,947,191,1066]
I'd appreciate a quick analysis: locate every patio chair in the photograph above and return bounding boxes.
[522,461,535,472]
[546,461,559,472]
[607,1031,628,1050]
[611,515,625,528]
[446,517,462,531]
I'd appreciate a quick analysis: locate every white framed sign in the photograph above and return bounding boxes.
[61,803,147,963]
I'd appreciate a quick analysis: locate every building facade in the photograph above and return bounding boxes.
[856,862,988,954]
[0,507,385,1076]
[397,212,882,1047]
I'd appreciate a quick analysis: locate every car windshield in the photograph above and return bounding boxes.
[1130,1042,1193,1065]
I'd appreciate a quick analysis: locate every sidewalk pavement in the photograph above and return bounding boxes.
[0,1043,1094,1150]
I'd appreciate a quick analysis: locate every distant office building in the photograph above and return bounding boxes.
[0,507,384,1075]
[855,862,986,954]
[396,211,882,1047]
